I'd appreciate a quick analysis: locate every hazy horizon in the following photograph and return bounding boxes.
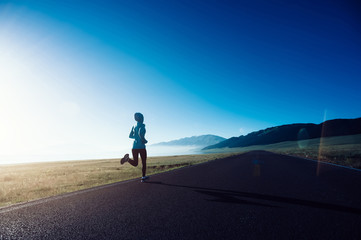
[0,145,206,165]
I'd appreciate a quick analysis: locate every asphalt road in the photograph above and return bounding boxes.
[1,150,361,240]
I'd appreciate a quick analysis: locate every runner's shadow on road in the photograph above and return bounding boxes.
[145,181,361,215]
[146,181,277,208]
[145,181,277,208]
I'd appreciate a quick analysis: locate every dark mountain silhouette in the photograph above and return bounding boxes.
[203,118,361,150]
[153,135,226,147]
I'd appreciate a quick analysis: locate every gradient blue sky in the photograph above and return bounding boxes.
[0,0,360,162]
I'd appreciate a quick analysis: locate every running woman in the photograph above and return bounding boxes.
[121,112,149,182]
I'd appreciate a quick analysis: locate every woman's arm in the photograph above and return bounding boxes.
[129,126,135,139]
[139,127,147,144]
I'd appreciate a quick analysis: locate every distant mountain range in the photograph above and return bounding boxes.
[203,117,361,150]
[153,135,226,147]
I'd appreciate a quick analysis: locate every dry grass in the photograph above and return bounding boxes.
[264,136,361,169]
[0,152,237,208]
[204,134,361,169]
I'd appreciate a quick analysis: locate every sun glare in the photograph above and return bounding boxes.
[0,28,129,163]
[0,28,65,160]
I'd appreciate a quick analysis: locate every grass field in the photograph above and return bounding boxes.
[0,152,237,208]
[204,134,361,169]
[1,134,360,208]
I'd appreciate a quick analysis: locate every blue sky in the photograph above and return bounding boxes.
[0,0,360,162]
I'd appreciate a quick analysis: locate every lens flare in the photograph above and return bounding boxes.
[317,110,327,176]
[297,128,310,149]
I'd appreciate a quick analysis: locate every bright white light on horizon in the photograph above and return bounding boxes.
[0,18,131,164]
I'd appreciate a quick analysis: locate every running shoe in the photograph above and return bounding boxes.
[120,154,129,165]
[141,176,149,182]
